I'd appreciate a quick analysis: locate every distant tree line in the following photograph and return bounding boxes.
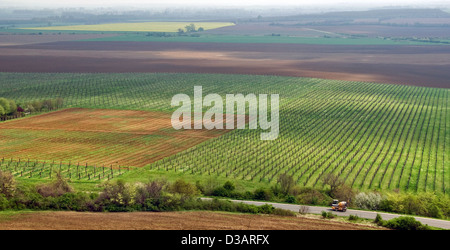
[177,23,204,36]
[0,97,64,121]
[23,97,64,114]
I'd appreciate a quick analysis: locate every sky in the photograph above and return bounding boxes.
[0,0,436,9]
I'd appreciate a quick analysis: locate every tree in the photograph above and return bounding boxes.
[0,105,5,116]
[277,173,295,196]
[322,173,345,197]
[26,103,35,113]
[43,99,54,110]
[185,23,196,33]
[56,98,64,109]
[31,100,43,112]
[198,27,204,32]
[0,98,10,115]
[16,106,24,113]
[8,99,16,114]
[177,28,185,35]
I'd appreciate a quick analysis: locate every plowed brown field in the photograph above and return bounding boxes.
[1,41,449,88]
[0,211,379,230]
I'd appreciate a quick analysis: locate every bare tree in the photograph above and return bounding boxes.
[0,170,16,198]
[322,173,345,196]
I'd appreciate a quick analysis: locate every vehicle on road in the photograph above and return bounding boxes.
[331,200,348,212]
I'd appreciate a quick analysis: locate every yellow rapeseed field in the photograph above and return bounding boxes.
[23,22,235,32]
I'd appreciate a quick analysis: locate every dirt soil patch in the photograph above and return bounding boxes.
[0,41,449,88]
[0,211,378,230]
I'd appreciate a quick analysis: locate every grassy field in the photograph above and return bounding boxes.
[80,33,443,45]
[21,22,235,32]
[0,72,448,195]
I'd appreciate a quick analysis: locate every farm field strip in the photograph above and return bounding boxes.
[21,22,235,32]
[0,108,229,172]
[2,42,450,88]
[0,157,128,181]
[0,72,447,194]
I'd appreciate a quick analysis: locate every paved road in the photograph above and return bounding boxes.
[204,198,450,229]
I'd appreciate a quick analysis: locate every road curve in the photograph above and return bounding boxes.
[203,198,450,229]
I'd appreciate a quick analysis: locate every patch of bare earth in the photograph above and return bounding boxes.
[0,211,379,230]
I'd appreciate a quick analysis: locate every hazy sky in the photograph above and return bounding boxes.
[0,0,434,8]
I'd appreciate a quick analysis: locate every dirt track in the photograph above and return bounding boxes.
[1,41,449,88]
[0,211,378,230]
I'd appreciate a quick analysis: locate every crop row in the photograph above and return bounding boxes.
[0,157,129,181]
[0,72,447,194]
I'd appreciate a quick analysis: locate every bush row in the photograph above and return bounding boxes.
[0,171,295,216]
[374,214,433,230]
[201,174,450,220]
[355,192,450,219]
[198,176,334,206]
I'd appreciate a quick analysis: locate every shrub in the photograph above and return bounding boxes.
[201,178,221,196]
[321,211,336,219]
[379,192,449,219]
[298,205,309,215]
[10,184,47,210]
[223,181,235,191]
[169,179,199,201]
[210,181,241,198]
[212,186,231,197]
[253,188,272,201]
[195,181,205,194]
[348,214,360,221]
[96,180,136,210]
[258,204,275,214]
[0,170,16,198]
[36,173,73,198]
[354,192,383,210]
[51,192,91,211]
[0,194,10,210]
[272,208,296,217]
[374,213,384,226]
[285,195,296,203]
[383,216,431,230]
[134,180,166,206]
[156,193,183,211]
[296,187,331,206]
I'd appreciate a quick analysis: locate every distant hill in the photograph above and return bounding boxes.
[251,8,450,23]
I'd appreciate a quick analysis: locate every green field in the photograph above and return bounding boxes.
[21,22,235,32]
[0,72,448,195]
[80,33,444,45]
